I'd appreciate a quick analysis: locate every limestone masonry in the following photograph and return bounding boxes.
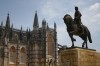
[58,47,100,66]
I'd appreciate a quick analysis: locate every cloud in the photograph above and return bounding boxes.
[41,0,69,21]
[57,26,71,46]
[81,3,100,35]
[90,3,100,11]
[40,0,100,50]
[93,13,100,18]
[41,1,59,21]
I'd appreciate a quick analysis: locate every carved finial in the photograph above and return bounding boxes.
[8,13,9,16]
[1,21,3,27]
[21,26,22,31]
[33,10,39,30]
[11,23,13,28]
[47,23,49,30]
[54,22,56,29]
[35,11,37,13]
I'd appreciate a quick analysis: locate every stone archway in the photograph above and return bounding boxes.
[9,46,16,64]
[20,47,26,64]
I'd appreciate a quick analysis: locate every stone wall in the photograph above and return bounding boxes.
[58,47,100,66]
[96,52,100,66]
[0,46,4,66]
[78,48,96,66]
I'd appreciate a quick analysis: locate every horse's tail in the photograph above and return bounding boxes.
[88,30,92,43]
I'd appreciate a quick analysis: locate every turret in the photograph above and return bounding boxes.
[5,13,10,38]
[5,13,10,32]
[0,21,3,38]
[47,23,49,30]
[4,13,10,66]
[1,21,3,27]
[28,28,31,40]
[9,24,13,39]
[42,19,46,30]
[33,11,39,30]
[19,26,23,41]
[54,22,56,31]
[26,28,29,41]
[54,22,57,64]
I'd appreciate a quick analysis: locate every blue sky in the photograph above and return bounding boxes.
[0,0,100,51]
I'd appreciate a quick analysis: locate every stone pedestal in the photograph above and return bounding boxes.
[58,47,100,66]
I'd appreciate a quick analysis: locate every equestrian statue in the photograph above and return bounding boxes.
[63,6,92,48]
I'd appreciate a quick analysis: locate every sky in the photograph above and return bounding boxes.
[0,0,100,52]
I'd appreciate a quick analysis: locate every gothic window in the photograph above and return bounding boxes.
[20,47,26,63]
[9,46,16,64]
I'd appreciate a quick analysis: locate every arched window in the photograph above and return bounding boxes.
[20,47,26,63]
[9,46,16,64]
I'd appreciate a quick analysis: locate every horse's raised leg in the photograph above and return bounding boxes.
[68,33,75,47]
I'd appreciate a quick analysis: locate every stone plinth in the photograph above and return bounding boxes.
[58,47,100,66]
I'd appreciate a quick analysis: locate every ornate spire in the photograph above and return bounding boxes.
[42,19,46,29]
[21,26,22,31]
[42,19,46,24]
[5,13,10,38]
[11,23,13,29]
[0,21,3,38]
[1,21,3,27]
[47,23,49,30]
[26,28,28,33]
[33,11,39,30]
[54,22,56,28]
[19,26,23,41]
[54,22,56,30]
[9,24,13,39]
[26,28,31,41]
[5,13,10,31]
[26,28,29,41]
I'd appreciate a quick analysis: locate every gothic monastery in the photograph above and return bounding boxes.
[0,12,57,66]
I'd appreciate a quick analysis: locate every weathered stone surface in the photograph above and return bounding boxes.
[58,47,100,66]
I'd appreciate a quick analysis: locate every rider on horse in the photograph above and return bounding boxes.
[74,6,83,31]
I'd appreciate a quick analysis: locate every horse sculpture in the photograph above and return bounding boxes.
[63,14,92,48]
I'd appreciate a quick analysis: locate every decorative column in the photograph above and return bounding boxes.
[16,35,20,66]
[27,41,30,66]
[4,37,9,66]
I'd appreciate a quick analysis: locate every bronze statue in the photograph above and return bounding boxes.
[74,6,83,32]
[63,14,92,48]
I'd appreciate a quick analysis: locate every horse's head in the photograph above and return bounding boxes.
[63,14,73,25]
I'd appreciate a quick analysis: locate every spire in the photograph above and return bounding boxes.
[26,28,28,32]
[47,23,49,30]
[1,21,3,27]
[29,28,30,32]
[21,26,22,31]
[26,28,29,41]
[9,24,13,39]
[19,26,23,41]
[11,23,13,29]
[26,28,31,41]
[42,19,46,24]
[42,19,46,29]
[54,22,56,30]
[33,11,39,30]
[5,13,10,31]
[0,21,3,38]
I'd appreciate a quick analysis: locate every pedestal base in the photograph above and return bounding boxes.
[58,47,100,66]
